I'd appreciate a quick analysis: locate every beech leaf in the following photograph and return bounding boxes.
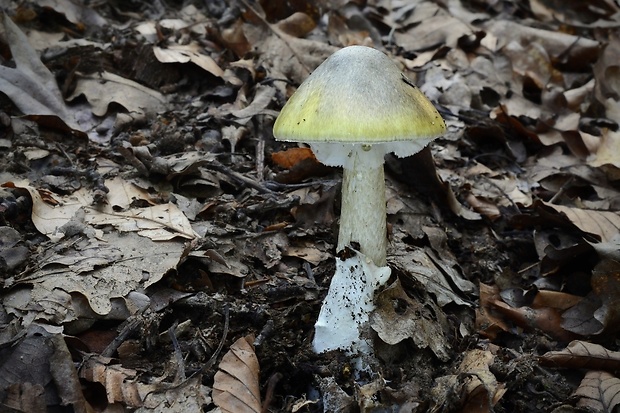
[213,335,261,413]
[540,341,620,371]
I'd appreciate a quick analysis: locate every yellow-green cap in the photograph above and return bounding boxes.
[273,46,446,144]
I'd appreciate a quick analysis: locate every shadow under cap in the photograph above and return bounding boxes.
[273,45,447,144]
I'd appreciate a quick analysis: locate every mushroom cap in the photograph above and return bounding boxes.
[273,45,446,145]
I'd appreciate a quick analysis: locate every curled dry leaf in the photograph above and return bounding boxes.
[390,246,474,308]
[67,71,167,117]
[79,355,211,410]
[563,259,620,336]
[0,15,83,135]
[213,335,261,413]
[153,43,224,78]
[0,324,88,413]
[574,371,620,412]
[539,201,620,243]
[371,279,451,361]
[477,282,576,341]
[7,177,197,241]
[272,147,317,169]
[275,12,317,37]
[540,340,620,372]
[430,349,505,413]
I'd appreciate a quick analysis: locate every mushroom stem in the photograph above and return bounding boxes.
[337,146,387,267]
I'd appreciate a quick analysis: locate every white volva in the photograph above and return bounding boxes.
[313,250,391,354]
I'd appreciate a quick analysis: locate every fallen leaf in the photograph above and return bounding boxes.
[80,355,211,410]
[0,15,83,134]
[574,371,620,412]
[68,71,167,117]
[540,201,620,243]
[430,349,505,413]
[3,232,183,319]
[371,279,451,361]
[153,43,224,77]
[540,340,620,371]
[213,335,261,413]
[390,246,474,308]
[271,147,317,169]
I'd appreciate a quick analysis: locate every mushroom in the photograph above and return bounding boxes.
[273,45,446,354]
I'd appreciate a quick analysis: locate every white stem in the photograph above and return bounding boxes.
[337,147,387,266]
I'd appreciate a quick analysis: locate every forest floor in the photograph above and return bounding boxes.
[1,0,620,412]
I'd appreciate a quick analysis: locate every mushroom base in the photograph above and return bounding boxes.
[313,248,391,355]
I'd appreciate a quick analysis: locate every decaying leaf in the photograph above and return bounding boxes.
[153,43,224,77]
[36,0,107,26]
[574,371,620,412]
[0,324,88,412]
[371,279,451,361]
[2,232,183,321]
[540,201,620,243]
[6,179,198,241]
[0,15,83,134]
[240,2,337,94]
[213,335,261,413]
[540,340,620,371]
[477,282,575,341]
[562,259,620,336]
[79,355,211,410]
[430,349,505,413]
[390,246,474,308]
[68,71,167,117]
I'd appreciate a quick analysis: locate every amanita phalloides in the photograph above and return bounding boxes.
[273,45,446,355]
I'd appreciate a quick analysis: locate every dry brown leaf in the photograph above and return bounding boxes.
[430,349,505,413]
[0,324,89,413]
[272,147,317,169]
[458,350,506,413]
[2,231,182,319]
[477,282,575,341]
[5,177,198,241]
[530,0,620,27]
[390,246,474,308]
[465,193,501,221]
[240,2,337,94]
[540,340,620,371]
[213,335,261,413]
[153,43,224,77]
[574,371,620,412]
[80,356,143,407]
[67,71,167,117]
[532,290,582,311]
[370,279,451,361]
[275,12,316,37]
[285,244,330,266]
[391,3,472,51]
[0,15,85,136]
[483,20,599,67]
[540,201,620,243]
[36,0,107,26]
[79,355,211,411]
[562,259,620,336]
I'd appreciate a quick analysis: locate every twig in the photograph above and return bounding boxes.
[102,315,143,357]
[548,176,575,204]
[169,320,186,384]
[206,162,274,194]
[261,372,283,413]
[200,303,230,374]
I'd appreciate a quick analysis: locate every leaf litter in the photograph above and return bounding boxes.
[0,0,620,412]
